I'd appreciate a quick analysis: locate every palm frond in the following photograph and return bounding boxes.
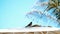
[45,0,56,11]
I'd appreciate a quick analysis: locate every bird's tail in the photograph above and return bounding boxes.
[25,22,32,28]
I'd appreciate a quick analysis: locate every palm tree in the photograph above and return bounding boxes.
[44,0,60,24]
[26,0,60,27]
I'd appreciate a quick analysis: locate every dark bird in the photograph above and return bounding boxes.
[25,22,32,27]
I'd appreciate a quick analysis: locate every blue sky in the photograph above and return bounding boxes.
[0,0,36,28]
[0,0,60,28]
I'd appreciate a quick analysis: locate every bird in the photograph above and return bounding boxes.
[25,22,32,27]
[25,22,52,27]
[25,22,41,27]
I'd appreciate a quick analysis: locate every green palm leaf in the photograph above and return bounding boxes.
[44,0,60,24]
